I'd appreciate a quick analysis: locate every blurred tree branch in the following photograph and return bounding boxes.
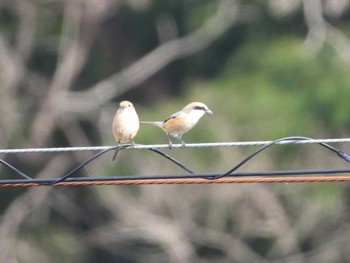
[0,154,74,263]
[1,0,350,262]
[24,0,248,147]
[303,0,350,62]
[29,0,115,146]
[60,0,243,114]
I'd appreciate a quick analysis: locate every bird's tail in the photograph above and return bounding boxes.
[140,121,163,128]
[112,149,119,162]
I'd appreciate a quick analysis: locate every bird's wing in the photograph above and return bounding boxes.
[164,111,183,123]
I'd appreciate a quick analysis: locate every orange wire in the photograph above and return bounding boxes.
[1,175,350,187]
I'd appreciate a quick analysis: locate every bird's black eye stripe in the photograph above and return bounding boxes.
[193,106,205,111]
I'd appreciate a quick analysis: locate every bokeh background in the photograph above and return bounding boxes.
[1,0,350,262]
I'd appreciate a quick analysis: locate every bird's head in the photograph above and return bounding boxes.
[119,100,135,110]
[183,102,213,116]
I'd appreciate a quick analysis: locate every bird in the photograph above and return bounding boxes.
[112,100,140,162]
[141,102,212,148]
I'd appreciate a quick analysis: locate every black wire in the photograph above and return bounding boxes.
[0,144,194,185]
[44,145,195,185]
[2,167,350,186]
[1,136,350,185]
[0,158,33,180]
[209,136,350,180]
[43,145,129,185]
[148,148,196,174]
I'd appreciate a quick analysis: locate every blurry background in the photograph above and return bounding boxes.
[1,0,350,262]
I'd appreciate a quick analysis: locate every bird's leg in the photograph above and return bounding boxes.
[179,135,186,148]
[130,139,136,149]
[167,133,173,149]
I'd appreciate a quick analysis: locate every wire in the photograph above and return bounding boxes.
[208,136,350,179]
[2,171,350,187]
[45,145,195,185]
[0,136,350,187]
[1,137,350,154]
[148,148,196,174]
[46,145,129,185]
[0,159,33,180]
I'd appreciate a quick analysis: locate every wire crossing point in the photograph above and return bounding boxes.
[0,137,350,187]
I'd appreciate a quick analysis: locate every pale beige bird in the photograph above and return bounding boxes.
[141,102,212,148]
[112,100,140,162]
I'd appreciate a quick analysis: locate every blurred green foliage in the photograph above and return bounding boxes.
[3,0,350,262]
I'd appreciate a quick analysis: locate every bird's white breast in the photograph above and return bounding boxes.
[113,108,139,143]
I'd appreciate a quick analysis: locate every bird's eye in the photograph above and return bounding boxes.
[194,106,205,111]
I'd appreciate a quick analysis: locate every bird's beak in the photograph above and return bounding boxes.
[206,109,213,115]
